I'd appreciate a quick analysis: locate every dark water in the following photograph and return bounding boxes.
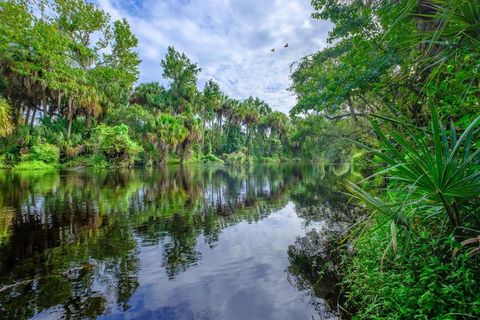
[0,164,356,320]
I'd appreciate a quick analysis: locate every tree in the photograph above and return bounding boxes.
[160,46,201,114]
[130,82,166,112]
[202,80,222,150]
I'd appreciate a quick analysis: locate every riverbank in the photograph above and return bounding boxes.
[0,147,308,171]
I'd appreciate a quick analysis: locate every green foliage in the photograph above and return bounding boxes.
[90,124,142,167]
[130,83,166,112]
[160,46,201,114]
[15,160,56,171]
[0,98,14,137]
[343,108,480,319]
[0,154,8,169]
[290,115,359,163]
[62,154,108,168]
[291,0,480,318]
[415,0,480,81]
[344,222,480,319]
[0,0,140,138]
[351,107,480,231]
[22,143,60,164]
[0,0,298,167]
[223,149,251,165]
[200,153,223,164]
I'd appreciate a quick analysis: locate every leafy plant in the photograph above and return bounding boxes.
[22,143,60,164]
[89,124,142,167]
[15,160,56,171]
[416,0,480,79]
[201,153,223,164]
[350,106,480,232]
[0,98,14,137]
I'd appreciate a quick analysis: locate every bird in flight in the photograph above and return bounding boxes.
[271,43,288,53]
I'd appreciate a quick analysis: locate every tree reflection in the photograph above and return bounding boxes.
[0,164,308,318]
[287,164,360,318]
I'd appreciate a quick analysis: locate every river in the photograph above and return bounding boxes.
[0,164,356,319]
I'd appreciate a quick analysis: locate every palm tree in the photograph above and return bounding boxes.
[202,80,222,151]
[177,113,202,162]
[415,0,480,79]
[236,99,260,154]
[130,82,166,113]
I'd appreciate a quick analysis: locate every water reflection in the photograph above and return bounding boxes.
[0,164,353,319]
[287,164,360,318]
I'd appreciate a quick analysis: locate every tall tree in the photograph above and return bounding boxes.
[160,46,201,114]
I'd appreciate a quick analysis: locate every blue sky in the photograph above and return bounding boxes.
[97,0,332,113]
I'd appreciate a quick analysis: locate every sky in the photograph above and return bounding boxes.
[96,0,332,113]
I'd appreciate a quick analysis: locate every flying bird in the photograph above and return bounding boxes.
[271,48,275,53]
[284,43,289,48]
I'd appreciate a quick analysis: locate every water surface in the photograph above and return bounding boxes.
[0,164,354,319]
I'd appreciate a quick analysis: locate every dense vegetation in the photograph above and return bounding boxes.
[0,0,329,169]
[1,0,479,318]
[289,0,480,318]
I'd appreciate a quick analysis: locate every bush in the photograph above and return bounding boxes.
[0,155,7,169]
[344,107,480,319]
[255,156,280,163]
[222,149,250,164]
[344,223,480,319]
[15,160,56,171]
[89,124,142,167]
[22,143,60,164]
[167,158,181,165]
[65,145,85,159]
[62,155,108,168]
[201,153,224,164]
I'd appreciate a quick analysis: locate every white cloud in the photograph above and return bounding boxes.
[97,0,332,113]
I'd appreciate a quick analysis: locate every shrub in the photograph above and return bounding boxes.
[65,145,85,159]
[256,156,280,163]
[223,149,250,164]
[344,222,480,319]
[15,160,56,171]
[344,107,480,318]
[201,153,224,164]
[89,124,142,167]
[22,143,60,164]
[0,155,7,169]
[62,155,108,168]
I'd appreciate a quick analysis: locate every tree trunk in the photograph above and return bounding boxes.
[30,109,36,126]
[41,83,48,119]
[415,0,437,34]
[201,110,206,151]
[25,106,31,126]
[218,115,223,148]
[67,97,73,138]
[86,112,92,128]
[347,96,358,123]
